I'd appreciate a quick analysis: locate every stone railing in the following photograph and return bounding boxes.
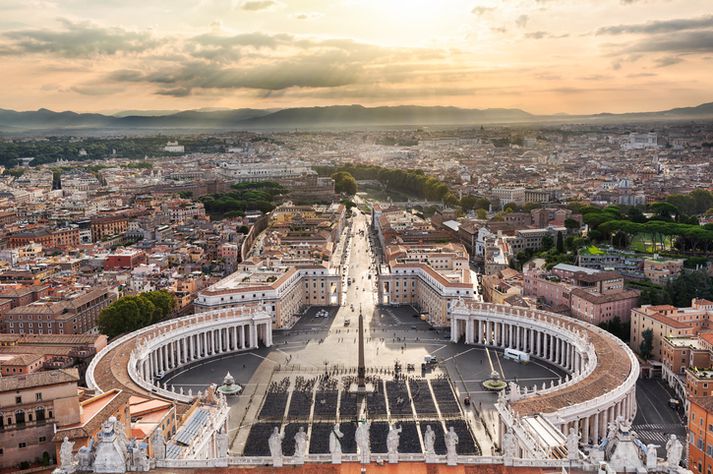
[223,454,569,466]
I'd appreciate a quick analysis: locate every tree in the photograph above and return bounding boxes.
[541,235,554,251]
[331,171,358,195]
[476,208,487,220]
[556,231,564,254]
[238,225,250,234]
[97,291,175,339]
[639,329,654,360]
[564,218,581,230]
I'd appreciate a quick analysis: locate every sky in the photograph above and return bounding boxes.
[0,0,711,114]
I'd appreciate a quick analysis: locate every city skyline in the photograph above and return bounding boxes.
[0,0,711,114]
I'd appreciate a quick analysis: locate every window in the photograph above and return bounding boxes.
[18,443,26,449]
[15,396,21,404]
[35,392,42,401]
[39,436,46,443]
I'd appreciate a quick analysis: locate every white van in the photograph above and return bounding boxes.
[424,355,437,364]
[503,348,530,364]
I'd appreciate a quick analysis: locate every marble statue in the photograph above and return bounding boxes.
[387,424,402,463]
[355,420,371,464]
[93,417,127,473]
[566,427,580,460]
[60,437,75,471]
[424,425,436,462]
[126,438,149,471]
[502,428,517,461]
[268,427,283,467]
[330,423,344,464]
[445,426,459,466]
[215,429,228,458]
[151,430,166,460]
[666,434,683,469]
[294,427,307,464]
[508,381,521,402]
[646,443,660,469]
[76,439,95,471]
[114,418,129,461]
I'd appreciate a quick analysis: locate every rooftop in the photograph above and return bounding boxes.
[0,367,78,392]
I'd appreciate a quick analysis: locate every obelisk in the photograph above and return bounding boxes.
[357,306,366,390]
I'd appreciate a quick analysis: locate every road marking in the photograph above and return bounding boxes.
[430,344,448,354]
[440,347,477,363]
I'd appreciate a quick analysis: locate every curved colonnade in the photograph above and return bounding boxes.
[86,298,638,462]
[86,304,273,404]
[450,300,639,456]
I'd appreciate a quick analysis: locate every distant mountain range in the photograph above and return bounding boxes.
[1,102,712,134]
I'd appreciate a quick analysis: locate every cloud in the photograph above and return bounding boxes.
[516,15,529,28]
[70,84,122,96]
[294,12,323,20]
[627,30,713,54]
[155,87,192,97]
[578,74,610,81]
[471,6,494,15]
[525,31,568,39]
[654,56,683,67]
[0,19,159,57]
[596,15,713,35]
[240,0,276,11]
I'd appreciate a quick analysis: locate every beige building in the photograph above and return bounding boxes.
[643,257,685,285]
[629,299,712,363]
[378,243,478,327]
[0,368,80,468]
[195,259,341,329]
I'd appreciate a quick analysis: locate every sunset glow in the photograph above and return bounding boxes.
[0,0,710,114]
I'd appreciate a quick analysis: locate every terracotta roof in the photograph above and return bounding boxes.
[54,389,131,442]
[690,396,713,413]
[637,310,690,329]
[3,353,43,366]
[0,367,78,392]
[570,288,639,304]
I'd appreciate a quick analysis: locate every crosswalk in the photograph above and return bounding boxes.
[632,424,687,444]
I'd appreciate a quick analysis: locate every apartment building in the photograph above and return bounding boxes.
[0,368,81,468]
[2,287,114,335]
[378,243,478,327]
[7,227,81,249]
[629,299,713,364]
[688,397,713,474]
[524,263,639,324]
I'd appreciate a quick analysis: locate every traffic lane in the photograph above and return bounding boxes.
[633,378,683,426]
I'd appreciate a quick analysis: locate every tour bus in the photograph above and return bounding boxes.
[503,348,530,364]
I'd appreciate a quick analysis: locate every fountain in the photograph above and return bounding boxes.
[482,370,507,391]
[217,372,242,396]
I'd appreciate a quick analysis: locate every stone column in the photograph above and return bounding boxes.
[240,325,246,349]
[477,320,482,344]
[593,412,600,443]
[465,319,473,344]
[251,324,258,348]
